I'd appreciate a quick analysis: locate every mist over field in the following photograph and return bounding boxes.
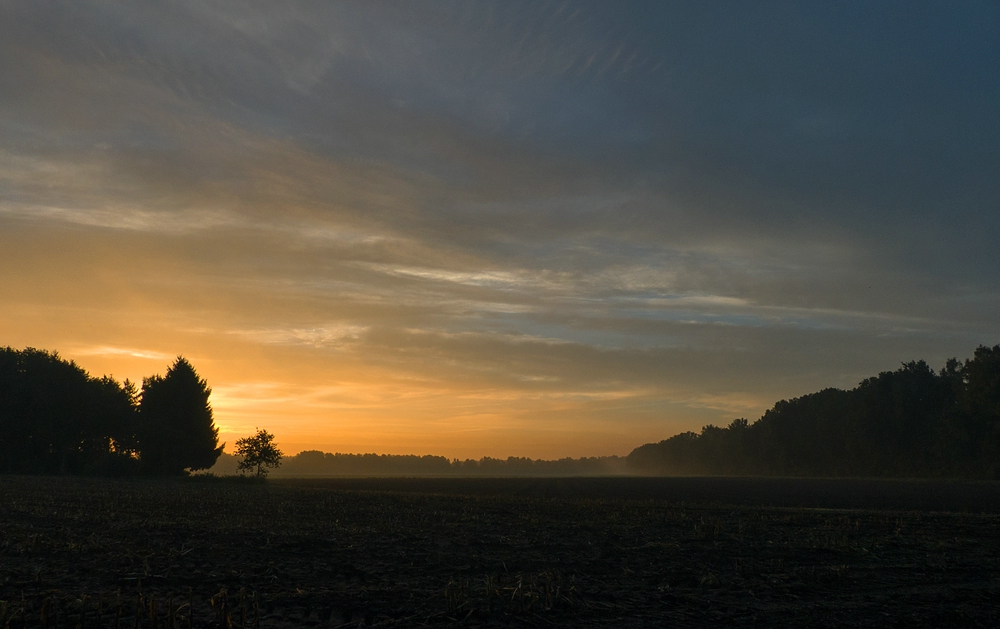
[3,4,1000,627]
[7,342,1000,480]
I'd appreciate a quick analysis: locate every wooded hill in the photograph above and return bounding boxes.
[628,345,1000,478]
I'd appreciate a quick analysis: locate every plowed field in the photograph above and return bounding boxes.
[2,476,999,627]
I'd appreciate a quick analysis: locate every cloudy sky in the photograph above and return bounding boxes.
[1,2,998,458]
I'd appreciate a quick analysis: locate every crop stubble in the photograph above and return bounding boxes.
[1,476,999,627]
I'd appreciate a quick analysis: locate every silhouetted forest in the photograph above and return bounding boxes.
[628,345,1000,479]
[0,347,221,475]
[9,344,1000,479]
[209,450,628,477]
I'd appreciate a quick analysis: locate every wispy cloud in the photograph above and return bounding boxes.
[71,346,172,361]
[229,325,368,350]
[1,2,998,457]
[1,202,244,233]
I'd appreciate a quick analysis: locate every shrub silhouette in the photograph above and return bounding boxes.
[235,428,283,478]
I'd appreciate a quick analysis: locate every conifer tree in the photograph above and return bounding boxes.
[138,357,223,475]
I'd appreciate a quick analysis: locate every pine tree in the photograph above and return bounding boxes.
[138,357,223,475]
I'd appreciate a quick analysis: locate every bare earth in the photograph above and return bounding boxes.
[1,476,999,627]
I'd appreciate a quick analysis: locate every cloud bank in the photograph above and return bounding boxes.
[1,2,998,457]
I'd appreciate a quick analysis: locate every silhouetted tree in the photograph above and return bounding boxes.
[138,357,222,475]
[235,428,283,478]
[628,431,705,475]
[960,345,1000,478]
[83,376,141,475]
[627,346,1000,479]
[0,347,138,475]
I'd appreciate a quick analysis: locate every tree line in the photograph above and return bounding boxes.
[628,345,1000,478]
[0,347,222,475]
[210,450,627,477]
[8,343,1000,479]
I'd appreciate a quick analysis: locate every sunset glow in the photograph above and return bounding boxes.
[2,3,998,458]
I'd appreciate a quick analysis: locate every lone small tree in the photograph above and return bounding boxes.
[235,428,283,478]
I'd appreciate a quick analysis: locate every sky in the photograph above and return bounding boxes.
[1,1,999,459]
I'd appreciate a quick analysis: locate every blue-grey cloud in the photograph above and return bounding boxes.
[1,1,998,455]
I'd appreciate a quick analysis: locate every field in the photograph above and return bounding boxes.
[2,476,1000,627]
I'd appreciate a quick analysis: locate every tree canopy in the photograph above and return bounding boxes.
[0,348,222,476]
[235,428,283,478]
[628,346,1000,479]
[0,347,138,475]
[6,343,1000,479]
[138,357,223,475]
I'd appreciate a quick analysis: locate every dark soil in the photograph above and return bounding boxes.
[1,475,999,627]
